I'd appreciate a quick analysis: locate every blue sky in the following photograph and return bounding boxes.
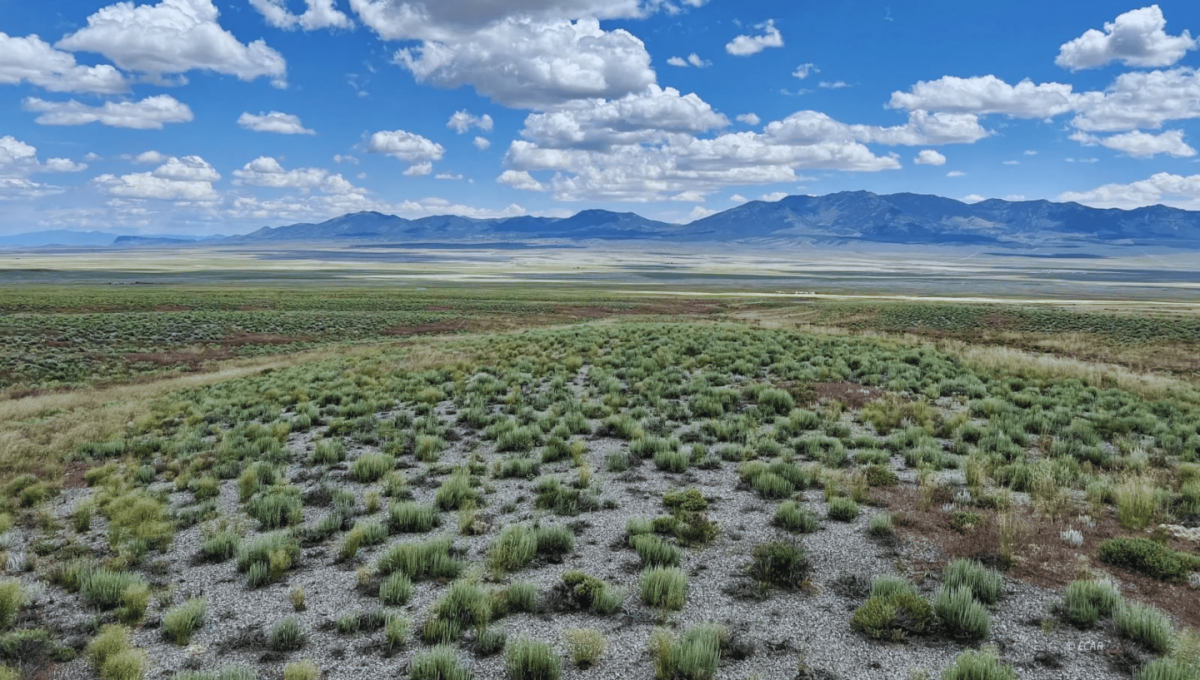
[3,0,1200,235]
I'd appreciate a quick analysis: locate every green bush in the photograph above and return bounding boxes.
[565,629,607,669]
[662,488,708,512]
[650,624,728,680]
[118,584,150,625]
[851,578,934,640]
[751,472,794,500]
[633,534,682,569]
[774,502,820,534]
[101,648,146,680]
[81,569,147,610]
[504,637,561,680]
[748,541,809,589]
[436,470,478,511]
[941,647,1015,680]
[1115,602,1176,654]
[312,439,346,465]
[282,660,319,680]
[389,502,442,533]
[201,529,240,562]
[377,537,463,581]
[534,525,575,561]
[0,580,25,629]
[432,580,492,634]
[1135,657,1199,680]
[1099,538,1200,582]
[1062,579,1123,627]
[476,626,507,656]
[410,645,472,680]
[827,497,860,522]
[505,582,538,613]
[351,453,396,483]
[868,513,895,537]
[173,666,256,680]
[380,572,415,606]
[246,487,303,530]
[385,614,411,649]
[653,449,690,473]
[942,559,1003,605]
[934,586,992,640]
[268,617,307,651]
[236,532,300,585]
[489,525,538,574]
[640,567,687,611]
[865,464,899,487]
[163,598,207,645]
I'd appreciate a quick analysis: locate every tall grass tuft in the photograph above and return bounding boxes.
[640,567,687,611]
[504,637,562,680]
[942,559,1004,605]
[163,598,207,645]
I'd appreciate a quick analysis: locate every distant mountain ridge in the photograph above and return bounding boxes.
[5,192,1200,250]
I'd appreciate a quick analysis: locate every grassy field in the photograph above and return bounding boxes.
[1,284,1199,680]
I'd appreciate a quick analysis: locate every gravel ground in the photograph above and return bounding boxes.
[2,401,1160,680]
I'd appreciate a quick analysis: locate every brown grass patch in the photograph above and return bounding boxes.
[812,382,885,408]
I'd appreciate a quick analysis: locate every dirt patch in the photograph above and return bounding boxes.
[62,461,90,489]
[384,320,473,336]
[812,381,885,408]
[124,350,230,368]
[878,487,1200,630]
[219,332,306,347]
[153,304,192,312]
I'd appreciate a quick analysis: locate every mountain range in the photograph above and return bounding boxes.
[4,191,1199,250]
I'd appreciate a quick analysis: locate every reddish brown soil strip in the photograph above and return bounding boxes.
[63,461,90,489]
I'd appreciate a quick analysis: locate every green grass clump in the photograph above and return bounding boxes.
[1099,538,1200,582]
[851,577,934,640]
[118,584,150,625]
[282,660,319,680]
[1062,579,1123,627]
[650,624,728,680]
[632,534,682,569]
[236,532,300,585]
[1135,657,1200,680]
[751,472,794,500]
[172,666,257,680]
[864,464,899,487]
[653,449,690,473]
[640,567,688,611]
[389,502,442,533]
[934,586,992,641]
[489,525,538,575]
[377,538,463,581]
[88,625,144,680]
[351,453,396,483]
[385,614,411,649]
[940,647,1015,680]
[246,487,303,530]
[81,569,148,610]
[559,571,623,614]
[827,497,860,522]
[163,598,208,645]
[103,492,173,553]
[773,502,820,534]
[533,525,574,561]
[432,580,493,634]
[312,439,346,465]
[380,572,415,606]
[1115,602,1176,654]
[410,645,472,680]
[269,617,307,651]
[436,470,478,511]
[868,513,895,537]
[476,626,507,656]
[748,541,810,590]
[942,559,1004,605]
[504,582,538,613]
[662,488,708,512]
[200,529,240,562]
[0,580,25,629]
[504,637,561,680]
[565,629,607,669]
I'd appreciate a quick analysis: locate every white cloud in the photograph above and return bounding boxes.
[725,19,783,56]
[947,170,965,177]
[760,191,788,202]
[249,0,353,31]
[766,109,988,146]
[914,149,946,166]
[818,81,850,89]
[962,194,985,203]
[686,205,716,221]
[1024,150,1038,155]
[1058,172,1200,209]
[1056,5,1196,71]
[132,151,168,165]
[729,194,748,203]
[1003,160,1020,165]
[403,162,433,176]
[238,111,316,135]
[667,56,687,67]
[436,173,464,180]
[366,129,445,173]
[736,113,761,126]
[687,53,710,68]
[792,63,817,79]
[394,18,655,108]
[1071,129,1196,158]
[1070,67,1200,132]
[333,154,358,164]
[233,156,328,189]
[23,95,194,129]
[497,169,547,191]
[888,74,1081,118]
[94,154,220,201]
[0,136,39,175]
[0,32,127,94]
[43,158,88,173]
[84,153,102,162]
[473,136,492,150]
[0,178,62,201]
[1065,157,1099,163]
[57,0,287,86]
[447,110,494,133]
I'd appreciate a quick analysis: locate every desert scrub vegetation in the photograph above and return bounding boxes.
[851,576,934,641]
[649,623,730,680]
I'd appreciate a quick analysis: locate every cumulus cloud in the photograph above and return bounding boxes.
[367,129,445,173]
[819,81,850,89]
[0,136,40,175]
[947,170,966,177]
[57,0,287,86]
[249,0,353,31]
[234,156,326,188]
[760,191,788,202]
[736,113,761,126]
[94,154,221,201]
[0,32,127,93]
[888,75,1081,118]
[238,111,316,135]
[1058,172,1200,209]
[914,149,946,166]
[1056,5,1196,71]
[1070,67,1200,132]
[395,18,655,108]
[667,53,710,68]
[726,19,783,56]
[43,158,89,173]
[131,151,168,165]
[1071,129,1196,158]
[792,63,817,79]
[23,95,194,129]
[497,170,547,191]
[473,136,492,150]
[447,110,493,133]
